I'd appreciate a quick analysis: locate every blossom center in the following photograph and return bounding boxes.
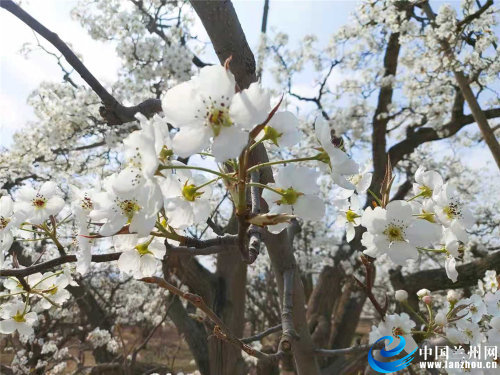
[443,200,462,220]
[417,211,435,223]
[383,224,405,242]
[208,107,232,136]
[118,199,141,219]
[469,305,478,314]
[45,285,58,296]
[13,311,26,323]
[81,194,93,211]
[277,187,303,205]
[349,174,362,186]
[135,242,153,256]
[419,185,433,198]
[345,210,360,223]
[262,125,283,146]
[32,195,47,209]
[182,182,203,202]
[392,327,405,337]
[0,216,10,230]
[160,146,174,162]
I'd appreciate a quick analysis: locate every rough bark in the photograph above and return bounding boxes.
[390,250,500,295]
[189,0,257,90]
[306,265,344,348]
[166,296,210,375]
[263,226,321,375]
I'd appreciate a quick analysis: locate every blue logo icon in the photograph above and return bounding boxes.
[368,335,417,373]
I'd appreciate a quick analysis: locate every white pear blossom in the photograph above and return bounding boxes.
[115,235,166,279]
[435,311,447,326]
[3,273,43,294]
[334,193,362,242]
[90,177,162,237]
[456,294,487,323]
[161,170,212,229]
[314,117,359,190]
[369,313,417,353]
[445,255,459,283]
[0,196,20,266]
[15,182,64,225]
[337,165,373,198]
[261,165,325,233]
[35,272,71,310]
[484,291,500,316]
[162,65,271,161]
[482,270,499,294]
[486,316,500,345]
[361,200,441,265]
[255,111,301,147]
[69,185,97,275]
[455,319,484,345]
[433,183,474,239]
[0,300,37,336]
[412,166,443,199]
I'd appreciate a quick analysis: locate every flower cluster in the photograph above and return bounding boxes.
[358,166,473,282]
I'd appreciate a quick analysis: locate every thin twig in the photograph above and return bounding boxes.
[0,253,122,277]
[141,276,272,360]
[241,324,282,344]
[0,0,162,125]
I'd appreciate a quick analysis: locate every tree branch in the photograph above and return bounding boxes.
[421,0,500,169]
[189,0,257,90]
[141,276,272,360]
[0,252,121,277]
[0,0,162,125]
[241,324,282,344]
[390,250,500,294]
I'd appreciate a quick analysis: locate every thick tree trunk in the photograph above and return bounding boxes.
[264,227,321,375]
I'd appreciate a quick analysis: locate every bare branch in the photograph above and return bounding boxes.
[315,342,384,357]
[0,252,121,277]
[0,0,162,125]
[165,241,237,256]
[141,276,272,360]
[241,324,282,344]
[421,1,500,169]
[390,250,500,294]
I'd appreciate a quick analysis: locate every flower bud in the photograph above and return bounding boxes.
[422,295,432,305]
[417,289,431,299]
[435,312,447,326]
[447,290,460,303]
[395,290,408,302]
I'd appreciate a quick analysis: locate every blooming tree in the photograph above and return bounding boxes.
[0,0,499,374]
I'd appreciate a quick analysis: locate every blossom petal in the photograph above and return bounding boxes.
[387,241,417,265]
[172,126,211,158]
[293,195,325,221]
[230,83,271,130]
[211,126,248,162]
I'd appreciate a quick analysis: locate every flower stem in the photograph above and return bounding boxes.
[247,182,285,197]
[401,300,428,326]
[160,165,237,181]
[246,155,319,174]
[417,247,446,253]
